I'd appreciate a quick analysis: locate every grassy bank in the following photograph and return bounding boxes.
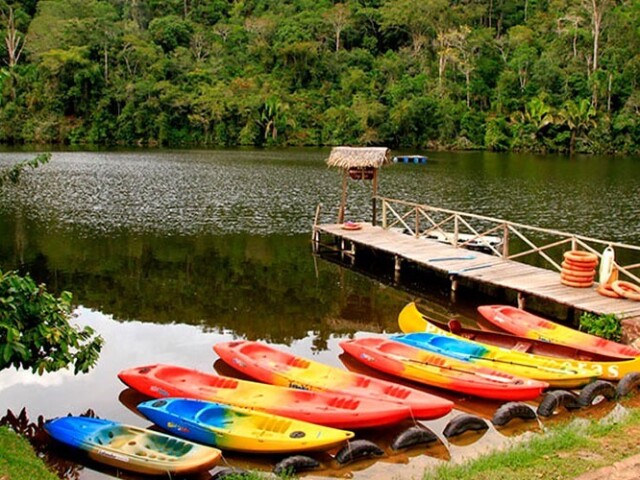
[0,426,58,480]
[424,406,640,480]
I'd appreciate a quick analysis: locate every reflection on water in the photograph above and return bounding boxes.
[1,148,640,478]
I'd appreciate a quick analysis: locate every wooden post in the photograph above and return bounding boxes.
[450,275,458,292]
[372,169,378,226]
[338,170,348,224]
[454,215,459,247]
[382,200,387,229]
[503,222,509,258]
[517,292,526,309]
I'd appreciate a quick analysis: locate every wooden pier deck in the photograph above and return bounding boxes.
[313,222,640,327]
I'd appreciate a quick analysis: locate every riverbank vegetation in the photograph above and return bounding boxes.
[0,426,58,480]
[0,0,639,153]
[425,405,640,480]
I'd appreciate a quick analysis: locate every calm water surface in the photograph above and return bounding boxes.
[0,148,639,478]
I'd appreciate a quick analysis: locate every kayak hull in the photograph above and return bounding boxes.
[44,416,221,475]
[213,340,454,420]
[340,337,548,400]
[137,398,353,453]
[478,305,640,360]
[118,364,412,429]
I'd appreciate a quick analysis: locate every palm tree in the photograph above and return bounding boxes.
[558,98,597,154]
[510,96,556,148]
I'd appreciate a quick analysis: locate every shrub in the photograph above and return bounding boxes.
[0,270,103,375]
[579,312,621,342]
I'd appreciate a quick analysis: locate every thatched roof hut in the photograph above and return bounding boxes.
[326,146,392,169]
[327,146,392,225]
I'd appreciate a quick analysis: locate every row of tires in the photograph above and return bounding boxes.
[211,372,640,479]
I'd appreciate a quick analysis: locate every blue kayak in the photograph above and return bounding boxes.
[44,416,221,474]
[137,397,354,453]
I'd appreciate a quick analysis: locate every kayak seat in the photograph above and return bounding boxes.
[512,341,533,353]
[430,336,486,357]
[328,396,360,410]
[286,357,311,369]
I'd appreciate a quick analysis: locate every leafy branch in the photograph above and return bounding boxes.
[0,153,51,188]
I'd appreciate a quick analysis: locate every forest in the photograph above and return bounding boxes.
[0,0,639,153]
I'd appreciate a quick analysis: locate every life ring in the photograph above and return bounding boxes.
[560,268,596,278]
[564,258,598,270]
[561,261,596,272]
[561,277,593,288]
[341,221,362,231]
[597,283,622,299]
[611,281,640,301]
[563,250,598,264]
[561,272,594,284]
[599,246,615,285]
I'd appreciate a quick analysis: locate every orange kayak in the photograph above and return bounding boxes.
[340,337,548,401]
[213,340,454,420]
[478,305,640,359]
[119,364,412,429]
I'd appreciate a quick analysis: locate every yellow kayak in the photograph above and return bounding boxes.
[398,303,611,386]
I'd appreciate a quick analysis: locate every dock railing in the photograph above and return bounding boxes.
[378,196,640,284]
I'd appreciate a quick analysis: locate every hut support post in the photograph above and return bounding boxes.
[338,170,348,224]
[371,171,379,226]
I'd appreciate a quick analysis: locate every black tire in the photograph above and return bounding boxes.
[334,439,384,465]
[442,414,488,438]
[390,426,438,451]
[536,390,581,417]
[617,372,640,397]
[578,380,617,407]
[273,455,320,476]
[492,401,537,426]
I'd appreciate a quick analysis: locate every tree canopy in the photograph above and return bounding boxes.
[0,0,638,153]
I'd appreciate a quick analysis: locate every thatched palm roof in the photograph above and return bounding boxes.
[326,146,392,169]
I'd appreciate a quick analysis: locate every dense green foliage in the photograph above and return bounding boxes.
[579,311,622,341]
[0,269,103,374]
[0,0,639,152]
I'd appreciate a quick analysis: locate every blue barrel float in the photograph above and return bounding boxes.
[393,155,427,164]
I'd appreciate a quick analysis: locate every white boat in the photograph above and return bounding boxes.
[423,231,503,252]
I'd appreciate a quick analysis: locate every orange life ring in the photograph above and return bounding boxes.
[611,281,640,301]
[342,222,362,231]
[560,277,593,288]
[564,259,598,270]
[597,284,622,299]
[560,267,596,278]
[561,272,594,284]
[563,250,598,265]
[561,261,596,272]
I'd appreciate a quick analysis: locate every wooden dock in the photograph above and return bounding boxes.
[313,222,640,330]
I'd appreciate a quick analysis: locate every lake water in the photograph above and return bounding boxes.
[0,148,639,479]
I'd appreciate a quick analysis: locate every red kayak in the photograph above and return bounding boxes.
[118,364,412,429]
[340,337,548,401]
[213,341,454,420]
[478,305,640,359]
